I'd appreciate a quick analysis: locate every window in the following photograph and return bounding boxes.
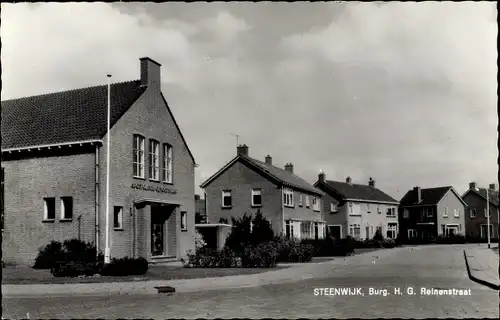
[163,144,173,183]
[481,224,494,239]
[305,195,310,208]
[386,208,396,217]
[314,222,319,240]
[470,208,476,218]
[181,211,187,230]
[330,202,337,213]
[484,208,491,217]
[349,203,360,216]
[301,222,312,239]
[403,209,409,218]
[367,203,371,213]
[222,190,232,208]
[1,167,4,231]
[424,207,433,218]
[148,140,160,180]
[251,189,262,207]
[285,220,295,239]
[387,223,397,239]
[133,135,145,178]
[283,188,294,207]
[43,198,56,221]
[349,224,361,239]
[408,229,417,239]
[60,197,73,220]
[377,205,382,214]
[443,207,448,217]
[312,197,320,211]
[298,194,303,207]
[454,208,460,218]
[113,206,123,229]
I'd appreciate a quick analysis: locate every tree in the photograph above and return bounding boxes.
[250,209,274,245]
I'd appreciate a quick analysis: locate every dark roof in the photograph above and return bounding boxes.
[464,187,499,207]
[400,186,453,206]
[1,80,146,149]
[319,180,398,203]
[200,155,323,196]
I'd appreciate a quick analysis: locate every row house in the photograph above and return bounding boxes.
[398,186,467,240]
[314,173,399,240]
[200,145,327,240]
[462,182,499,239]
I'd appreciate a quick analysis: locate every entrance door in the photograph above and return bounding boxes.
[481,224,493,239]
[366,226,370,240]
[151,205,167,257]
[328,225,342,239]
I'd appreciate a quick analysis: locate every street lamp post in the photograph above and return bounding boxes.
[486,188,491,249]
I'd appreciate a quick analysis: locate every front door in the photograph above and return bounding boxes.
[151,205,167,257]
[328,225,342,239]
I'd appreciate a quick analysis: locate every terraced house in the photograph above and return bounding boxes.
[462,182,499,240]
[313,173,399,240]
[399,186,467,241]
[1,57,196,265]
[200,145,327,239]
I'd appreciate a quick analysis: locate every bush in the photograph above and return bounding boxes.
[182,247,238,268]
[373,228,384,242]
[435,234,466,244]
[194,229,207,250]
[381,239,396,248]
[272,236,314,262]
[250,210,275,245]
[301,237,336,257]
[100,257,148,276]
[241,242,278,268]
[34,240,64,269]
[51,261,100,278]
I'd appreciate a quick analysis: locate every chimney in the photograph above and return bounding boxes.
[489,183,496,191]
[318,170,325,183]
[284,163,294,174]
[265,155,272,165]
[469,182,477,190]
[369,177,375,188]
[414,186,421,203]
[195,194,200,201]
[237,144,249,157]
[140,57,161,90]
[346,176,352,184]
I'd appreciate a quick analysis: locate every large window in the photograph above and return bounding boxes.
[387,223,397,239]
[163,144,173,183]
[148,140,160,181]
[133,135,145,178]
[386,208,396,217]
[349,203,360,216]
[349,224,361,239]
[222,190,232,208]
[251,189,262,207]
[283,188,294,207]
[114,206,123,229]
[285,220,294,239]
[43,198,56,221]
[60,197,73,220]
[301,222,313,239]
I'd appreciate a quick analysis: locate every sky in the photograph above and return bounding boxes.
[1,2,497,200]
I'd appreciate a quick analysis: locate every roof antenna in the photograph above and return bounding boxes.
[230,133,240,146]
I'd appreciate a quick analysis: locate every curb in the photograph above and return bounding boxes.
[463,250,500,291]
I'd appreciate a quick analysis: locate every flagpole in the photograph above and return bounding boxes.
[104,74,112,264]
[487,187,491,249]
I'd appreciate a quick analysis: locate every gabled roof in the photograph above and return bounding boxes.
[462,187,499,207]
[1,80,146,150]
[400,186,466,207]
[200,155,323,196]
[316,180,398,204]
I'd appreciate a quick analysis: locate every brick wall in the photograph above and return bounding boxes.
[463,191,499,238]
[436,189,466,236]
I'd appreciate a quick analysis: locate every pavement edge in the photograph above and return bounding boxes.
[463,249,500,291]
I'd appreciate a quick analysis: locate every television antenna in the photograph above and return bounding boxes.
[230,133,240,146]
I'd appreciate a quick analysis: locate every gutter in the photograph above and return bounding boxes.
[2,139,103,153]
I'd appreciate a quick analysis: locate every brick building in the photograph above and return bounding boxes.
[462,182,499,240]
[1,57,196,265]
[313,173,399,240]
[200,145,326,239]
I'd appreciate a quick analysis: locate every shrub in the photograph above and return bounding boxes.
[100,257,148,276]
[273,236,314,262]
[301,238,336,257]
[182,247,238,268]
[373,228,384,242]
[34,240,64,269]
[435,234,466,244]
[381,239,396,248]
[224,213,253,256]
[241,242,278,268]
[194,229,207,250]
[332,237,356,256]
[250,210,275,245]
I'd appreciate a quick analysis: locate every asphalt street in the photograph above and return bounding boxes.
[2,245,499,319]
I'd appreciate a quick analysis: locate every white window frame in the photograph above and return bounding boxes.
[60,197,73,220]
[43,197,56,221]
[443,207,448,217]
[148,140,160,181]
[163,144,173,183]
[330,202,337,213]
[222,190,232,208]
[349,202,361,216]
[349,224,361,239]
[454,208,460,218]
[425,207,433,218]
[113,206,123,230]
[305,195,310,208]
[470,208,476,218]
[285,220,294,239]
[484,208,491,218]
[133,135,145,178]
[387,222,398,239]
[403,209,409,218]
[408,229,417,239]
[312,197,320,212]
[386,207,396,217]
[298,194,303,207]
[283,188,294,207]
[181,211,187,231]
[251,189,262,207]
[480,224,494,239]
[377,205,382,214]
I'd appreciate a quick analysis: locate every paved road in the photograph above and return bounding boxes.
[3,245,498,319]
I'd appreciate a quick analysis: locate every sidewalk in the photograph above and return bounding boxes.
[464,244,499,290]
[2,246,399,298]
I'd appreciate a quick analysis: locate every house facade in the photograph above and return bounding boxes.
[462,182,499,240]
[200,145,326,240]
[1,57,196,265]
[314,173,399,240]
[399,186,467,241]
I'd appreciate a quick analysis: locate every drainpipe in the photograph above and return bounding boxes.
[281,186,284,236]
[95,144,100,257]
[131,206,135,258]
[77,214,82,241]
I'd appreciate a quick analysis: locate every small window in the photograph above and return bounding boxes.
[403,209,409,218]
[298,194,303,207]
[60,197,73,220]
[367,203,371,213]
[222,190,232,208]
[386,208,396,217]
[484,208,491,217]
[181,211,187,230]
[470,208,476,218]
[453,208,460,218]
[443,207,448,217]
[425,208,433,218]
[330,202,337,213]
[312,197,320,211]
[43,198,56,221]
[305,195,310,208]
[252,189,262,207]
[114,206,123,229]
[283,188,294,207]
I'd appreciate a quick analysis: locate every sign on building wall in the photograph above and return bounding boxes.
[131,183,177,194]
